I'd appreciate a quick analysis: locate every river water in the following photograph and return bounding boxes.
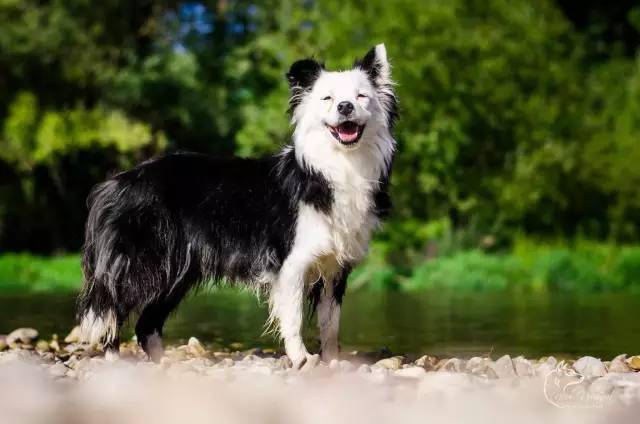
[2,289,639,359]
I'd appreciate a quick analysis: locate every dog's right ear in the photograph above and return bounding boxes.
[286,59,324,91]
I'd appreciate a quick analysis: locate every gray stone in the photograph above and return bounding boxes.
[573,356,607,378]
[609,354,632,373]
[490,355,516,379]
[513,356,534,377]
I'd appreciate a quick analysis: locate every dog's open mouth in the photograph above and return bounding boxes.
[327,121,365,146]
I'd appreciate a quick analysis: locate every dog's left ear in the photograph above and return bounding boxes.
[356,44,392,87]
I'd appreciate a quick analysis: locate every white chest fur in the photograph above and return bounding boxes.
[325,164,379,264]
[293,139,391,278]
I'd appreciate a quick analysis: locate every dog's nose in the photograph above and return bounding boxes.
[337,101,354,116]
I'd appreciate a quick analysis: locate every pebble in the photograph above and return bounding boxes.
[35,340,50,352]
[574,356,607,378]
[6,328,39,345]
[373,356,403,371]
[4,324,640,411]
[187,337,206,357]
[490,355,516,379]
[438,358,465,373]
[415,355,438,370]
[536,357,559,376]
[627,355,640,371]
[609,354,632,373]
[513,356,534,377]
[64,326,81,343]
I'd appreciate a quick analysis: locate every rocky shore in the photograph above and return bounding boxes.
[3,327,640,423]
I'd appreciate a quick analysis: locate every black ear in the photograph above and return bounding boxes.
[354,44,392,87]
[359,46,379,81]
[286,59,324,90]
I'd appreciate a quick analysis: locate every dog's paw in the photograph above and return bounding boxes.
[294,353,320,372]
[105,349,120,362]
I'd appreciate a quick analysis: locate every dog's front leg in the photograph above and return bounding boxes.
[271,259,316,369]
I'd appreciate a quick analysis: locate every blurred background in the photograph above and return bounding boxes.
[2,0,640,359]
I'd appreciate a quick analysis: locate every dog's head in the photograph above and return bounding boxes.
[286,44,397,154]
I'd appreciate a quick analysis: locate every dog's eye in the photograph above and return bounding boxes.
[357,93,368,99]
[321,96,332,101]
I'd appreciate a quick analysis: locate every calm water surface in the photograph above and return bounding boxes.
[2,289,639,359]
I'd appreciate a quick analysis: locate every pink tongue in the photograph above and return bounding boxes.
[337,124,358,142]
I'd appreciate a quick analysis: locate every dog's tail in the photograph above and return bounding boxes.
[76,179,124,346]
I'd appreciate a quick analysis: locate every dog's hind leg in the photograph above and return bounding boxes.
[317,267,349,362]
[135,286,189,363]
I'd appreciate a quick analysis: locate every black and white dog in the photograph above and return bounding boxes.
[77,44,397,368]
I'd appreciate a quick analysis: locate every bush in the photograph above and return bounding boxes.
[405,251,524,291]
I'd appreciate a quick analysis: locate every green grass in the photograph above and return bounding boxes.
[358,239,640,292]
[4,240,640,293]
[0,253,82,292]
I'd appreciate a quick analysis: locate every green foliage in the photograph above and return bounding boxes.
[353,240,640,292]
[1,91,166,171]
[0,253,82,292]
[1,0,640,261]
[406,251,523,291]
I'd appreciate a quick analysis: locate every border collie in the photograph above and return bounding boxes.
[77,44,398,368]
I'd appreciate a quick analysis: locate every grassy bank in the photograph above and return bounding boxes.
[352,240,640,292]
[0,254,82,292]
[3,240,640,293]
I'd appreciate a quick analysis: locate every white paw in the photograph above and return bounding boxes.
[105,349,120,362]
[292,353,320,371]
